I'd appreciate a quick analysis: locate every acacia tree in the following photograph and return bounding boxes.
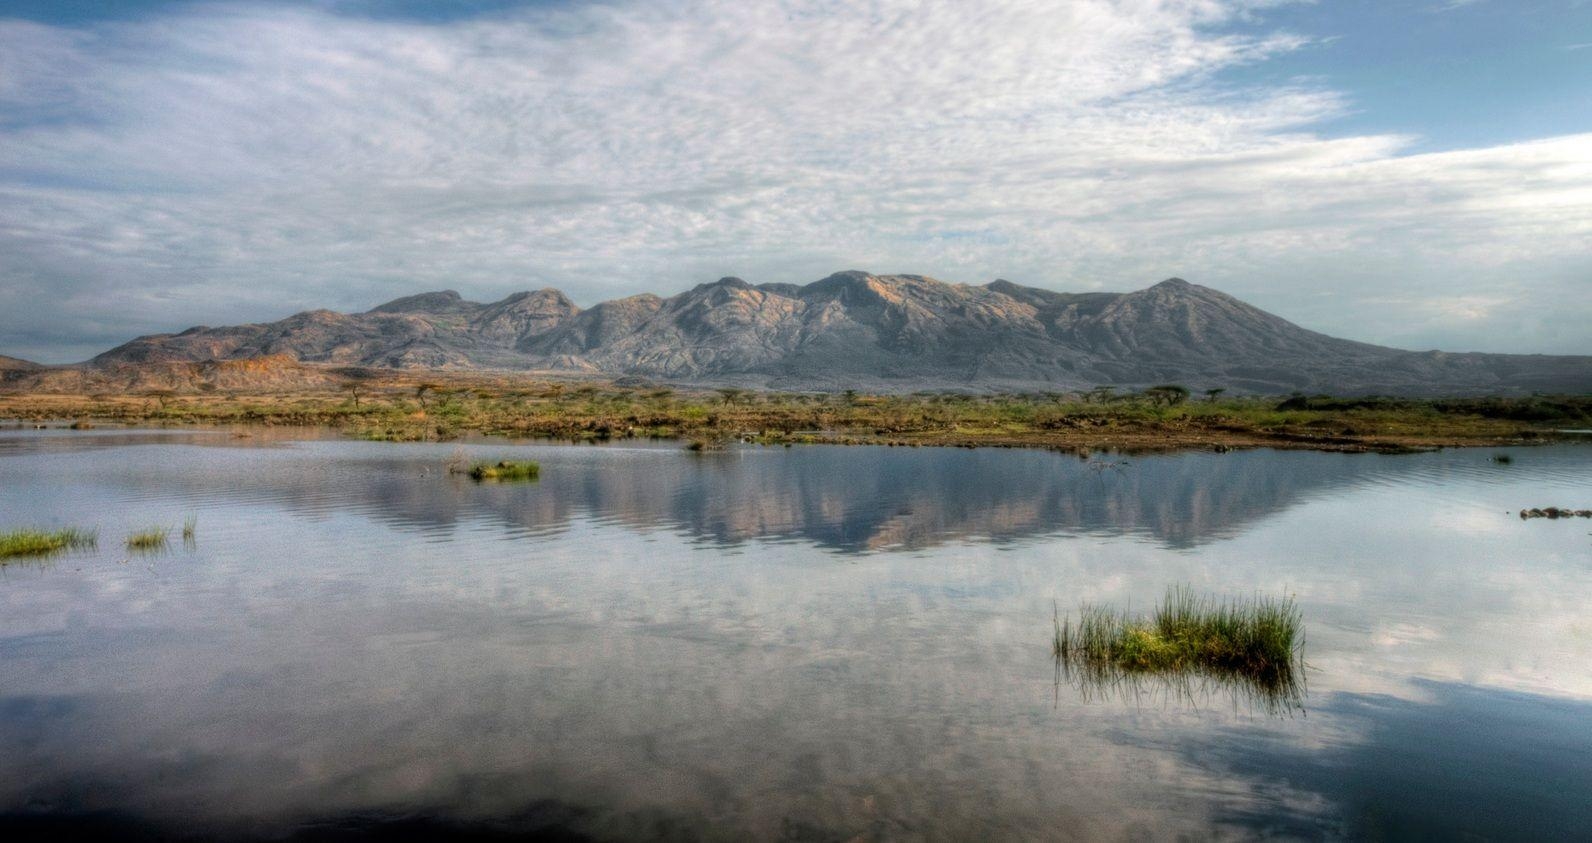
[147,389,176,410]
[415,382,442,409]
[1144,384,1190,407]
[1205,387,1226,403]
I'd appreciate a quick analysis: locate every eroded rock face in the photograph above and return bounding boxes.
[80,273,1592,394]
[473,289,580,348]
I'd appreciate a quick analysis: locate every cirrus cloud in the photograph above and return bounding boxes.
[0,0,1588,362]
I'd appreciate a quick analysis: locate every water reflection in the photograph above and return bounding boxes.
[0,431,1588,839]
[1056,656,1307,718]
[7,428,1583,552]
[1183,681,1592,839]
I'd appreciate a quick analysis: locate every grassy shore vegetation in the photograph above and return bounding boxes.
[462,460,540,481]
[4,376,1589,453]
[0,527,97,560]
[1054,587,1304,711]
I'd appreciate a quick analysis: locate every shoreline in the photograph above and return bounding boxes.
[4,389,1586,455]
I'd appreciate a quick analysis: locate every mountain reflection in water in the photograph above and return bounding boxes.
[7,427,1567,552]
[0,429,1588,840]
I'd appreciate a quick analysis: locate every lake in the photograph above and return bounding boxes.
[1,428,1589,840]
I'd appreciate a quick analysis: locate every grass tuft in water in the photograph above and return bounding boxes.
[126,526,172,551]
[182,514,198,540]
[0,527,97,560]
[1054,586,1304,712]
[463,460,540,482]
[1056,586,1300,675]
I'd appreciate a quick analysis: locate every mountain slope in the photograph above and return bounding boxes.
[82,273,1592,394]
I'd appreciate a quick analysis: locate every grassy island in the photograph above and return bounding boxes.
[464,460,540,481]
[0,527,97,560]
[1055,587,1301,677]
[125,526,171,551]
[1054,587,1304,710]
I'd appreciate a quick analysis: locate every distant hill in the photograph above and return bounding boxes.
[13,355,351,394]
[0,354,46,390]
[52,273,1592,395]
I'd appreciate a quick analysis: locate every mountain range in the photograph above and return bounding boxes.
[9,272,1591,394]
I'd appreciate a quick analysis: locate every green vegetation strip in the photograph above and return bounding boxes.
[0,527,97,559]
[10,387,1586,453]
[1055,586,1301,681]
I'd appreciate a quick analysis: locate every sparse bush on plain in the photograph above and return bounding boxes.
[5,379,1584,453]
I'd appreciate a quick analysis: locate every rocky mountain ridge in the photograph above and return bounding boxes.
[23,273,1592,394]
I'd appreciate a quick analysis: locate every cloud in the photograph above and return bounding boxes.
[0,0,1589,361]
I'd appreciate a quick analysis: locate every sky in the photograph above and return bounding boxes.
[1,0,1589,363]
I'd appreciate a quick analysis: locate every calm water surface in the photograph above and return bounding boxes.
[0,428,1589,840]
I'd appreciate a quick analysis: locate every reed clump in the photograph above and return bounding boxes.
[0,527,97,559]
[1055,586,1301,683]
[125,526,172,551]
[463,460,540,481]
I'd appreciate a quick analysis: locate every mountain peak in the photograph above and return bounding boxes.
[697,276,752,291]
[811,270,873,285]
[801,270,878,298]
[489,288,576,308]
[1152,277,1192,290]
[684,277,758,304]
[368,290,466,314]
